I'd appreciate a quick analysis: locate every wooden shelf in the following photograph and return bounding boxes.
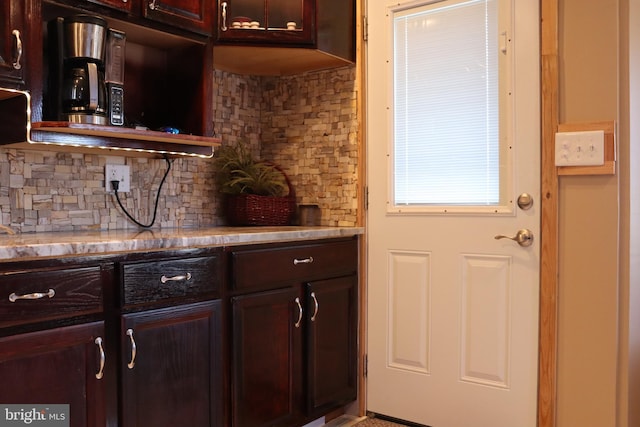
[0,90,219,159]
[27,122,219,158]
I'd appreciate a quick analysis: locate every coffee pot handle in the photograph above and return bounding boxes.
[87,62,99,111]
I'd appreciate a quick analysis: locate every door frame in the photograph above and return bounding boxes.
[354,1,561,427]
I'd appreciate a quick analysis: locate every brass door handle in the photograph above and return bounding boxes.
[95,337,105,379]
[494,228,534,247]
[126,329,137,369]
[310,292,319,322]
[294,297,303,328]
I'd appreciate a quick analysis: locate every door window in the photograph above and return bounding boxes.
[391,0,512,213]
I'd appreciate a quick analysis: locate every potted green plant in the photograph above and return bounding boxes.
[214,143,296,226]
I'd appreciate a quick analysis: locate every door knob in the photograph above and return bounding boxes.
[494,228,534,247]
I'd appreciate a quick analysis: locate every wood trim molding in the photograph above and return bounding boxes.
[539,0,559,426]
[356,0,368,417]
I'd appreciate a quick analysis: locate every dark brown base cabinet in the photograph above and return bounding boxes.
[306,276,358,418]
[0,322,107,427]
[232,287,303,427]
[229,238,359,427]
[121,301,222,427]
[0,237,358,427]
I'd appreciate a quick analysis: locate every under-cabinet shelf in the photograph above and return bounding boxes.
[28,122,220,158]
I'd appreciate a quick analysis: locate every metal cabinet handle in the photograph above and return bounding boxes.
[9,288,55,302]
[126,329,137,369]
[293,257,313,265]
[95,337,105,379]
[294,297,303,328]
[12,29,22,70]
[494,228,534,247]
[221,2,228,31]
[310,292,319,322]
[160,272,191,283]
[148,0,157,10]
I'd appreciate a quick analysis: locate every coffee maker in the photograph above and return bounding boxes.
[46,15,125,126]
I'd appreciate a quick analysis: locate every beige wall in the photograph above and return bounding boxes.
[557,1,621,426]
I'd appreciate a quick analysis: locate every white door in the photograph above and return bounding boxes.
[366,0,540,426]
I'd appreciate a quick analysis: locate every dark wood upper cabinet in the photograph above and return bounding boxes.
[216,0,314,46]
[51,0,211,35]
[87,0,134,14]
[0,0,27,88]
[213,0,356,75]
[0,0,220,157]
[143,0,213,36]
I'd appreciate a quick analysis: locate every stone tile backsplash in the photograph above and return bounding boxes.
[0,65,358,233]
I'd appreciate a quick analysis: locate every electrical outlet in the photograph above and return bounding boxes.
[105,164,131,193]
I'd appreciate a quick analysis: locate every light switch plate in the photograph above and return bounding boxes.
[555,130,605,166]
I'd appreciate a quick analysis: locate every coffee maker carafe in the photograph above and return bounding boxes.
[47,15,109,125]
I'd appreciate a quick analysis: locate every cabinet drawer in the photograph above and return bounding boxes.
[0,267,103,328]
[122,255,221,306]
[231,239,358,292]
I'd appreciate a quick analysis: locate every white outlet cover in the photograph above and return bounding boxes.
[105,164,131,192]
[554,130,605,166]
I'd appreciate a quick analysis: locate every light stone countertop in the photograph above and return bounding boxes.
[0,226,364,262]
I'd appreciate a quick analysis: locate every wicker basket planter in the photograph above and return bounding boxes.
[225,193,296,226]
[224,167,296,226]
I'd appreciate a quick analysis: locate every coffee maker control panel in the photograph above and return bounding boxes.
[108,85,124,126]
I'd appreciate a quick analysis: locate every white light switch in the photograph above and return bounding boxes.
[554,130,605,166]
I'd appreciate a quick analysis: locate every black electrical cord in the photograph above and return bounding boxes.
[110,155,171,229]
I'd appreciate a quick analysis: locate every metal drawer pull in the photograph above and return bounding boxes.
[9,288,55,302]
[160,272,192,283]
[126,329,137,369]
[293,257,314,265]
[221,2,228,31]
[12,30,22,70]
[95,337,105,379]
[310,292,319,322]
[294,297,303,328]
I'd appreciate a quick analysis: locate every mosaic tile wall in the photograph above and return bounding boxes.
[0,66,359,233]
[260,66,359,227]
[0,150,219,232]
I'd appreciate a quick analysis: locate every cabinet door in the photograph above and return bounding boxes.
[231,287,303,427]
[0,322,107,427]
[87,0,134,13]
[0,0,25,87]
[306,275,358,417]
[216,0,314,45]
[121,300,222,427]
[144,0,213,35]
